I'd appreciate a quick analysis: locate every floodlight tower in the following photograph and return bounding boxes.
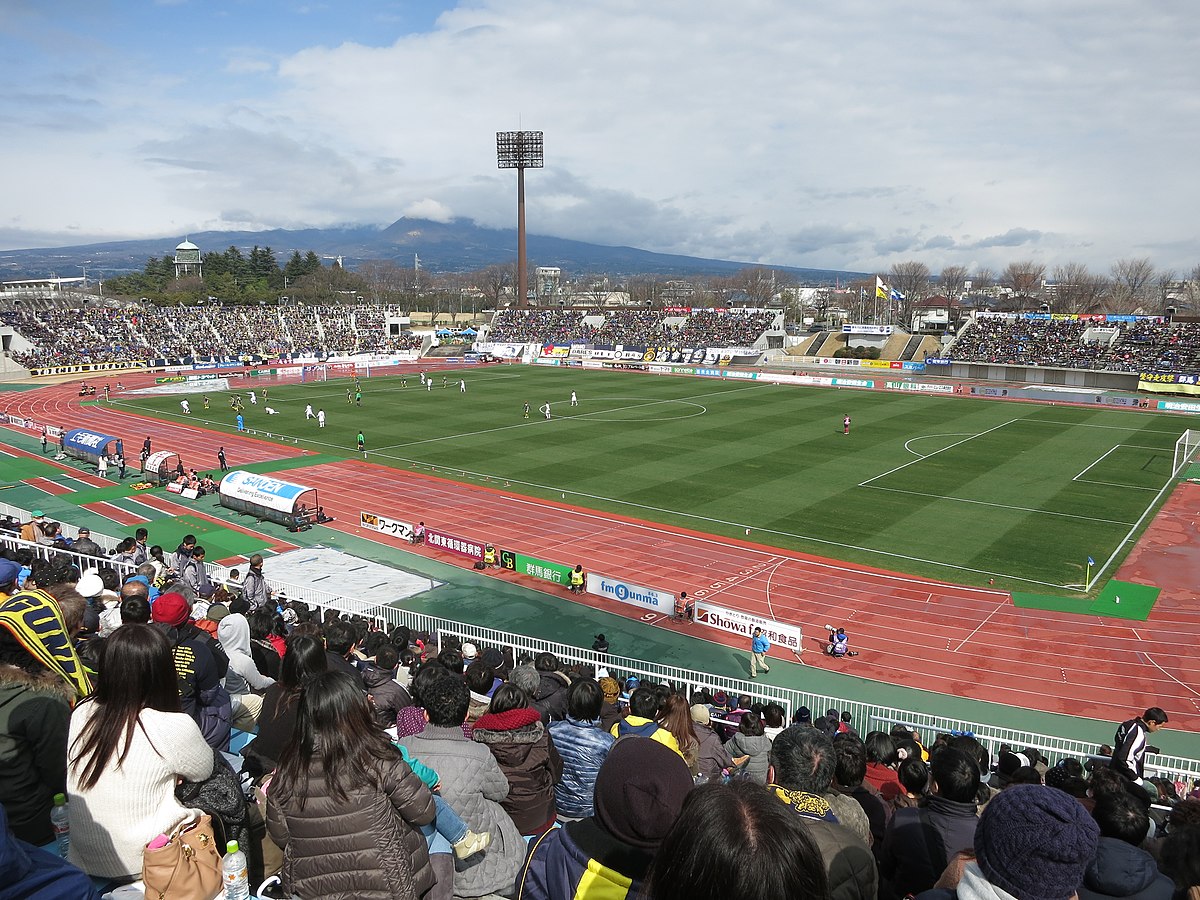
[496,130,543,307]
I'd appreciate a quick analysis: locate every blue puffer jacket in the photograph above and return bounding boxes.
[548,717,615,818]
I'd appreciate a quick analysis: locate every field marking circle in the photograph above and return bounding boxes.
[563,396,708,422]
[904,433,978,457]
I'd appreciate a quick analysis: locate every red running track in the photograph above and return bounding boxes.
[4,375,1200,732]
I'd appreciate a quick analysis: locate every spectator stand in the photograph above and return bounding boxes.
[218,469,319,532]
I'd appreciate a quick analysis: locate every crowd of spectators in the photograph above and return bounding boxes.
[2,518,1198,900]
[948,315,1200,374]
[487,306,776,348]
[2,300,426,368]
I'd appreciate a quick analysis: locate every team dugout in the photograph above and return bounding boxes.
[219,470,319,531]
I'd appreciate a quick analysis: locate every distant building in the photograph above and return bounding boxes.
[174,238,202,280]
[535,266,561,298]
[0,276,86,300]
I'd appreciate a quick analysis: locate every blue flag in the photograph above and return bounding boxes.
[1087,556,1095,566]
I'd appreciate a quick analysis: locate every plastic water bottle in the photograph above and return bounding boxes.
[222,840,250,900]
[50,793,69,857]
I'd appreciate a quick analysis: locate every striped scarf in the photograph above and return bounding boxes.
[0,589,91,698]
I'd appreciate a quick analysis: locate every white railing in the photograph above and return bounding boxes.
[2,509,1199,785]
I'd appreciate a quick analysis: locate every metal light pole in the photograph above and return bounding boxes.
[496,131,543,307]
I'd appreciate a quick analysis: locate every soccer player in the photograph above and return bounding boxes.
[180,399,190,414]
[355,390,362,406]
[249,390,257,404]
[442,375,448,388]
[236,413,245,432]
[459,379,466,393]
[305,404,315,420]
[843,414,851,435]
[40,430,47,454]
[570,391,578,407]
[357,431,366,457]
[203,395,210,410]
[347,388,353,404]
[523,402,530,419]
[401,375,408,387]
[540,403,551,420]
[317,409,326,428]
[426,379,432,392]
[265,407,279,415]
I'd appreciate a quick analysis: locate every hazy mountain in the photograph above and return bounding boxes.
[0,217,865,284]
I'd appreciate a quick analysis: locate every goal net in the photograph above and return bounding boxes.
[300,364,328,383]
[1173,429,1200,476]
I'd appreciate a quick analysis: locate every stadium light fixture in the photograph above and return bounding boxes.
[496,131,543,308]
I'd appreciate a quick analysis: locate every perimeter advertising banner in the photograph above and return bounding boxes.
[425,528,485,560]
[886,381,955,394]
[693,599,804,653]
[1139,373,1200,395]
[500,550,573,585]
[360,511,414,541]
[585,573,674,612]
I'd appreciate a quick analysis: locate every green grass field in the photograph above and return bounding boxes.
[118,367,1186,593]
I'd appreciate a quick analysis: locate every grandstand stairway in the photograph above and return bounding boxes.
[899,334,925,360]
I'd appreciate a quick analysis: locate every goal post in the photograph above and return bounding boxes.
[1173,429,1200,476]
[300,364,328,383]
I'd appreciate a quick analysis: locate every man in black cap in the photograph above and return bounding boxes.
[591,634,609,656]
[518,737,692,899]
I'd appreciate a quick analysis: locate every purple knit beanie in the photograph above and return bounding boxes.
[975,784,1099,900]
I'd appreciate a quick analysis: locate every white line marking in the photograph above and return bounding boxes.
[1143,653,1200,698]
[860,419,1019,487]
[902,433,977,459]
[1074,445,1122,482]
[952,599,1010,652]
[860,484,1137,526]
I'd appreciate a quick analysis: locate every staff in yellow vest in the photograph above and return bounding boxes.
[483,544,497,566]
[569,564,585,593]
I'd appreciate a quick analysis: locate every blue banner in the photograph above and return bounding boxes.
[62,429,118,457]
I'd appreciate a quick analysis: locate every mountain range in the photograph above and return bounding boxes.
[0,217,864,284]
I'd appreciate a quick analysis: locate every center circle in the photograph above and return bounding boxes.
[567,396,708,422]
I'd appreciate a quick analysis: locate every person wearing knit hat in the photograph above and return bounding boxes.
[517,737,692,899]
[691,704,735,782]
[919,784,1100,900]
[150,592,191,628]
[597,676,622,732]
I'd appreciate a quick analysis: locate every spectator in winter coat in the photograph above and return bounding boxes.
[464,661,496,726]
[880,748,981,899]
[690,704,734,781]
[169,535,197,581]
[0,588,90,844]
[726,711,773,784]
[472,683,564,836]
[915,785,1099,900]
[516,737,693,900]
[530,653,570,723]
[768,725,879,900]
[549,679,615,820]
[865,731,904,804]
[833,733,889,854]
[217,611,276,731]
[611,688,681,755]
[361,643,412,729]
[597,676,622,732]
[267,671,437,900]
[398,675,526,898]
[242,635,328,778]
[0,801,101,899]
[149,592,232,750]
[1077,789,1174,900]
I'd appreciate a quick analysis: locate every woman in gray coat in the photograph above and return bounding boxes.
[726,710,773,784]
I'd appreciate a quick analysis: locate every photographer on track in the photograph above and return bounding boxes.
[824,624,858,658]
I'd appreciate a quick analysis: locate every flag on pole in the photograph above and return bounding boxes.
[889,286,906,302]
[1087,556,1095,566]
[875,277,889,301]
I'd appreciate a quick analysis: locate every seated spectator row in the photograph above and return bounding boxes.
[948,315,1200,374]
[3,554,1198,900]
[487,306,776,347]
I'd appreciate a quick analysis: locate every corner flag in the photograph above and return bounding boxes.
[1087,556,1095,566]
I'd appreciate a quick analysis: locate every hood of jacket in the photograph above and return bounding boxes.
[954,862,1019,900]
[0,662,78,705]
[216,613,251,657]
[361,664,397,690]
[1080,837,1174,899]
[534,670,570,701]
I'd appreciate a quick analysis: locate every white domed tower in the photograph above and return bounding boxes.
[173,237,202,279]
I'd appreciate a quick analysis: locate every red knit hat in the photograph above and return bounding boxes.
[151,592,190,628]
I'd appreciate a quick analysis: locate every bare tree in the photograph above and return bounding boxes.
[1051,262,1109,314]
[474,263,513,309]
[887,260,930,322]
[1002,260,1046,299]
[1180,264,1200,314]
[938,265,968,300]
[1157,269,1176,308]
[1109,257,1156,314]
[971,268,995,294]
[732,266,781,308]
[625,275,663,308]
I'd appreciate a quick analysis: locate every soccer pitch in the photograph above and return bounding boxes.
[120,367,1185,592]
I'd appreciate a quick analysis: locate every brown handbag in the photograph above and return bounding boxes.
[141,814,223,900]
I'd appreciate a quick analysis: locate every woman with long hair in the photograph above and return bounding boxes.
[472,683,563,836]
[267,670,437,899]
[241,634,328,778]
[67,624,214,880]
[657,693,700,777]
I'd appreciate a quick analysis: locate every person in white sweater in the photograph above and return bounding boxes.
[67,624,213,880]
[217,611,276,731]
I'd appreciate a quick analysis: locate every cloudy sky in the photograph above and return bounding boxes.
[3,0,1197,275]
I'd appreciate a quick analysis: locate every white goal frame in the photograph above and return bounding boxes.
[1173,429,1200,476]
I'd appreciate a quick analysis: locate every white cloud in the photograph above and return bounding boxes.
[2,0,1198,275]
